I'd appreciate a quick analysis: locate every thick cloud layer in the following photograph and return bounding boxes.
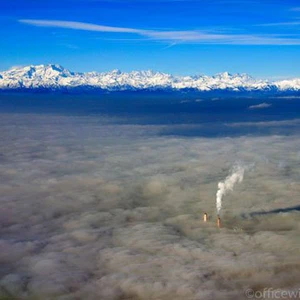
[0,113,300,300]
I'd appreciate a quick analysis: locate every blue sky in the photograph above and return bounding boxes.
[1,0,300,78]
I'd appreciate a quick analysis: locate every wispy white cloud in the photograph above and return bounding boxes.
[162,42,178,49]
[19,19,142,33]
[248,102,272,109]
[227,118,300,127]
[258,21,300,27]
[19,19,300,45]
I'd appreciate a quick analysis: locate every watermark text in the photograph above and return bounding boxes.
[245,288,300,299]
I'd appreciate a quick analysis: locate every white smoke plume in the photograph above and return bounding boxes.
[216,165,245,214]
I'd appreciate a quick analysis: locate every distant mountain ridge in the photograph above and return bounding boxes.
[0,64,300,93]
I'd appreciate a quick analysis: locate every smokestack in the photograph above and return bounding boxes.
[203,212,208,222]
[217,215,221,228]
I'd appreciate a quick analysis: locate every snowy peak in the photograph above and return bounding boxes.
[274,78,300,91]
[215,72,232,79]
[0,64,299,92]
[9,64,66,75]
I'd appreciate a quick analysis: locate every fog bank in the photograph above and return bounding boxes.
[0,113,300,300]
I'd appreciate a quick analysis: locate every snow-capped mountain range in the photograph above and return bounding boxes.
[0,64,300,93]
